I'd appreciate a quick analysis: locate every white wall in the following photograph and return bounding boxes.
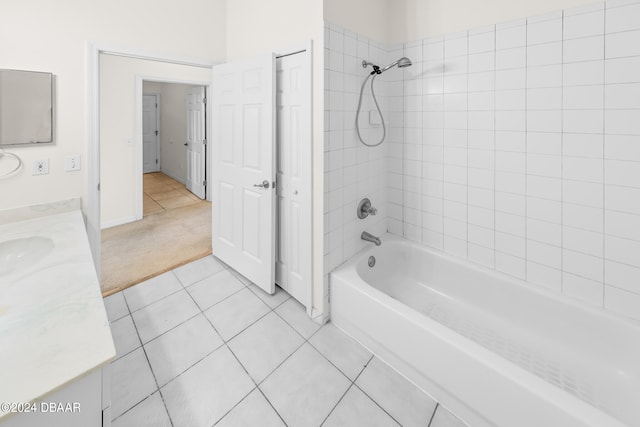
[324,0,391,43]
[226,0,327,320]
[143,82,200,184]
[0,0,225,212]
[100,55,212,226]
[395,0,604,42]
[325,0,603,44]
[324,22,402,299]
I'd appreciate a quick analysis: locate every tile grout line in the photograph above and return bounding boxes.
[347,357,411,426]
[180,267,273,425]
[112,255,437,426]
[427,402,440,427]
[119,291,175,427]
[560,9,565,296]
[113,261,248,425]
[176,260,325,425]
[603,0,609,308]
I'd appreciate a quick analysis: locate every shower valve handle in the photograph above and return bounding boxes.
[358,198,377,219]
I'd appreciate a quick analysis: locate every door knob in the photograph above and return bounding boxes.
[184,142,188,146]
[253,180,270,189]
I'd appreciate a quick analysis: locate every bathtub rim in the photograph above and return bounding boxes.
[330,234,636,427]
[339,233,640,330]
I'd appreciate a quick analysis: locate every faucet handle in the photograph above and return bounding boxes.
[357,198,377,219]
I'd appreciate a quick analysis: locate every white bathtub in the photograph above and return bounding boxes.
[330,234,640,427]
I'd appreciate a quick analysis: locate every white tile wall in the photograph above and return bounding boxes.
[324,23,393,306]
[325,0,640,322]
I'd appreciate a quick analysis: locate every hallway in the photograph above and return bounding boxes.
[101,173,211,295]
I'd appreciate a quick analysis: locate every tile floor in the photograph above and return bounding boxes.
[143,172,202,216]
[103,255,467,427]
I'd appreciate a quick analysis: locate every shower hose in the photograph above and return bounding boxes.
[355,73,386,147]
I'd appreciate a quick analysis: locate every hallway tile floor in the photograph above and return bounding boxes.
[143,172,201,216]
[103,255,467,427]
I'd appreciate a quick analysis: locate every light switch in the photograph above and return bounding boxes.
[65,155,81,171]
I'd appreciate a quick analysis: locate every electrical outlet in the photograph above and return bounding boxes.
[65,155,81,171]
[32,158,49,175]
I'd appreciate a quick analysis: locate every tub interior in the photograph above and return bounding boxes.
[348,236,640,425]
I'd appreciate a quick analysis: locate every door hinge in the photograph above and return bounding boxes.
[203,139,207,146]
[202,97,207,104]
[155,130,158,136]
[155,159,158,164]
[202,180,207,187]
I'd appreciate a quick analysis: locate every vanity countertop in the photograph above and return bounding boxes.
[0,210,115,419]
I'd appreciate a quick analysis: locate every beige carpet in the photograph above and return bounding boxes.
[100,200,212,296]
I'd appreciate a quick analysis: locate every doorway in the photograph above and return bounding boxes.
[141,81,207,217]
[95,52,214,294]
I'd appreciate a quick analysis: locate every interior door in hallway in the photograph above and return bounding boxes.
[211,54,276,294]
[142,94,159,173]
[275,51,312,307]
[186,86,206,199]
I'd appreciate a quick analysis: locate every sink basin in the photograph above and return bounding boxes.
[0,237,54,277]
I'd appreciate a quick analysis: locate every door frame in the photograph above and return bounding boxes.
[142,92,161,174]
[86,41,216,275]
[134,76,212,221]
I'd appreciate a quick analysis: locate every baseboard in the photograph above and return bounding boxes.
[160,168,185,185]
[101,215,137,230]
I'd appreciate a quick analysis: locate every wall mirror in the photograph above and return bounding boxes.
[0,69,54,146]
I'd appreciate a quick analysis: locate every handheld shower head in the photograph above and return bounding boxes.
[380,57,413,73]
[362,57,412,75]
[397,57,412,68]
[356,56,413,147]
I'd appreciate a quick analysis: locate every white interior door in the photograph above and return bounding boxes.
[186,86,206,199]
[212,54,276,293]
[142,94,159,173]
[275,52,312,306]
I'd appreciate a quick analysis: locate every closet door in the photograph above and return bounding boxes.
[275,50,312,307]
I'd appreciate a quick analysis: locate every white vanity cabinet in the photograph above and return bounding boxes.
[1,367,109,427]
[0,206,115,427]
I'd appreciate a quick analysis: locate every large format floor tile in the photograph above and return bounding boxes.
[173,255,225,286]
[107,255,455,427]
[430,404,469,427]
[186,270,244,310]
[110,315,141,360]
[356,356,437,427]
[323,385,401,427]
[103,292,129,322]
[228,311,304,383]
[260,343,351,427]
[309,323,372,380]
[112,391,171,427]
[124,271,183,312]
[248,283,291,308]
[215,388,285,427]
[110,347,157,419]
[204,288,270,341]
[275,298,321,339]
[144,313,223,386]
[131,289,200,343]
[161,346,255,427]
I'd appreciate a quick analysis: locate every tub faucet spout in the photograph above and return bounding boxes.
[361,231,381,246]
